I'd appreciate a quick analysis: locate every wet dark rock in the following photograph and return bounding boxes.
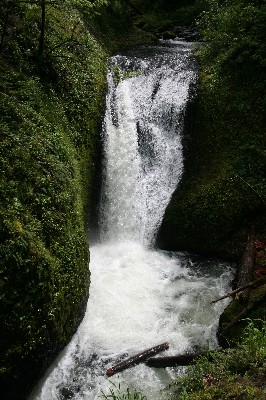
[162,31,176,40]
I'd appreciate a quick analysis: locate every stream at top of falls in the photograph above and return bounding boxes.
[30,39,235,400]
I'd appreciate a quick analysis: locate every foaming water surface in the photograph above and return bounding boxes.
[30,40,234,400]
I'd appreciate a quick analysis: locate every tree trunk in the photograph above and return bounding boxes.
[146,350,226,368]
[0,2,10,54]
[236,227,255,300]
[38,0,45,56]
[106,342,169,377]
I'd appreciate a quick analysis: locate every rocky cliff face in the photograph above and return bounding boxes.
[0,6,105,399]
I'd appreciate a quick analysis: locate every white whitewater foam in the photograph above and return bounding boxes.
[30,242,234,400]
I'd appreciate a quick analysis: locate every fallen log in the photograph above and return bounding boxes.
[106,342,169,377]
[145,353,205,368]
[211,275,266,304]
[146,349,226,368]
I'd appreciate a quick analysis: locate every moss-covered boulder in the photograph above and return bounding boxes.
[157,71,266,260]
[0,90,91,397]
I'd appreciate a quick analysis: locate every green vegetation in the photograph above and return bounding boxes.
[164,320,266,399]
[156,1,266,395]
[101,382,147,400]
[155,1,266,398]
[85,1,157,53]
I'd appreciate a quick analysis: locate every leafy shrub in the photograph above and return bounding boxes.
[198,0,266,89]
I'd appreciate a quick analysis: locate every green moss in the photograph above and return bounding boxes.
[85,3,157,53]
[0,3,109,398]
[0,81,91,396]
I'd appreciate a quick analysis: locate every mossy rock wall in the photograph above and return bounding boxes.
[0,4,103,399]
[157,71,266,260]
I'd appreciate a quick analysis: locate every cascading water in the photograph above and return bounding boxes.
[101,43,195,245]
[30,40,234,400]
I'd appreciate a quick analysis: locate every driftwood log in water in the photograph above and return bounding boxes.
[145,353,205,368]
[106,342,169,377]
[146,349,227,368]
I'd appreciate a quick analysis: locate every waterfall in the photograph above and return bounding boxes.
[30,40,234,400]
[101,45,196,245]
